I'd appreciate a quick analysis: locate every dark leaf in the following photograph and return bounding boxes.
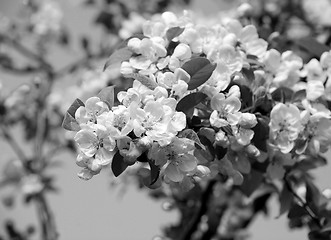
[308,230,331,240]
[292,89,307,102]
[241,67,255,82]
[215,145,227,160]
[166,27,185,41]
[176,92,207,118]
[288,203,307,219]
[62,98,84,131]
[238,84,253,110]
[251,116,269,152]
[294,155,327,171]
[148,160,160,185]
[240,169,264,197]
[103,47,132,71]
[111,152,128,177]
[195,135,215,162]
[306,179,321,214]
[252,193,272,215]
[181,58,216,90]
[278,184,294,217]
[271,87,294,103]
[296,37,330,59]
[97,86,114,108]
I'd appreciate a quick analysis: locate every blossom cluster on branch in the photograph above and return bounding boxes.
[63,10,331,192]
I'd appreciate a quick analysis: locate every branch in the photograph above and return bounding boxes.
[284,175,322,229]
[0,124,28,164]
[53,49,112,79]
[0,33,53,73]
[35,194,58,240]
[179,180,216,240]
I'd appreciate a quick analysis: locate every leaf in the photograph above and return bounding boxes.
[294,155,327,171]
[240,169,264,197]
[97,86,114,109]
[241,67,255,82]
[148,160,160,185]
[178,129,203,148]
[288,203,307,219]
[166,27,185,41]
[271,87,294,103]
[103,47,132,71]
[181,58,216,90]
[296,37,330,59]
[111,152,129,177]
[176,92,207,118]
[62,98,85,131]
[278,184,294,217]
[238,84,253,109]
[251,116,269,152]
[305,179,321,214]
[197,127,216,142]
[214,145,227,160]
[292,89,307,102]
[195,135,215,162]
[308,230,331,240]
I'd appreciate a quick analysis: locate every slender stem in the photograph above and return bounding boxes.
[284,176,322,228]
[36,194,58,240]
[0,124,28,164]
[0,34,52,72]
[180,180,216,240]
[53,49,111,79]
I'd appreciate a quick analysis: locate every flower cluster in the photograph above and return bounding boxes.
[63,10,331,190]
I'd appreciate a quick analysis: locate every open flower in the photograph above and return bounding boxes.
[148,137,197,182]
[75,97,109,126]
[269,103,302,153]
[97,105,133,139]
[130,99,186,146]
[210,93,242,128]
[74,124,116,166]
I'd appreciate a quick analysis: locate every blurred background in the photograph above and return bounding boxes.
[0,0,331,239]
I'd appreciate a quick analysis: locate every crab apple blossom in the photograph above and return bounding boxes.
[269,103,303,153]
[74,124,116,166]
[209,92,242,128]
[57,8,331,239]
[75,96,109,126]
[148,137,198,183]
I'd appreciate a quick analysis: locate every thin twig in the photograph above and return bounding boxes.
[0,33,53,72]
[180,180,216,240]
[0,124,28,164]
[284,175,322,228]
[53,49,112,79]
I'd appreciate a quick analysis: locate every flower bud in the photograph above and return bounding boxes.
[172,43,192,60]
[120,61,134,75]
[245,144,260,158]
[195,165,211,178]
[127,37,141,53]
